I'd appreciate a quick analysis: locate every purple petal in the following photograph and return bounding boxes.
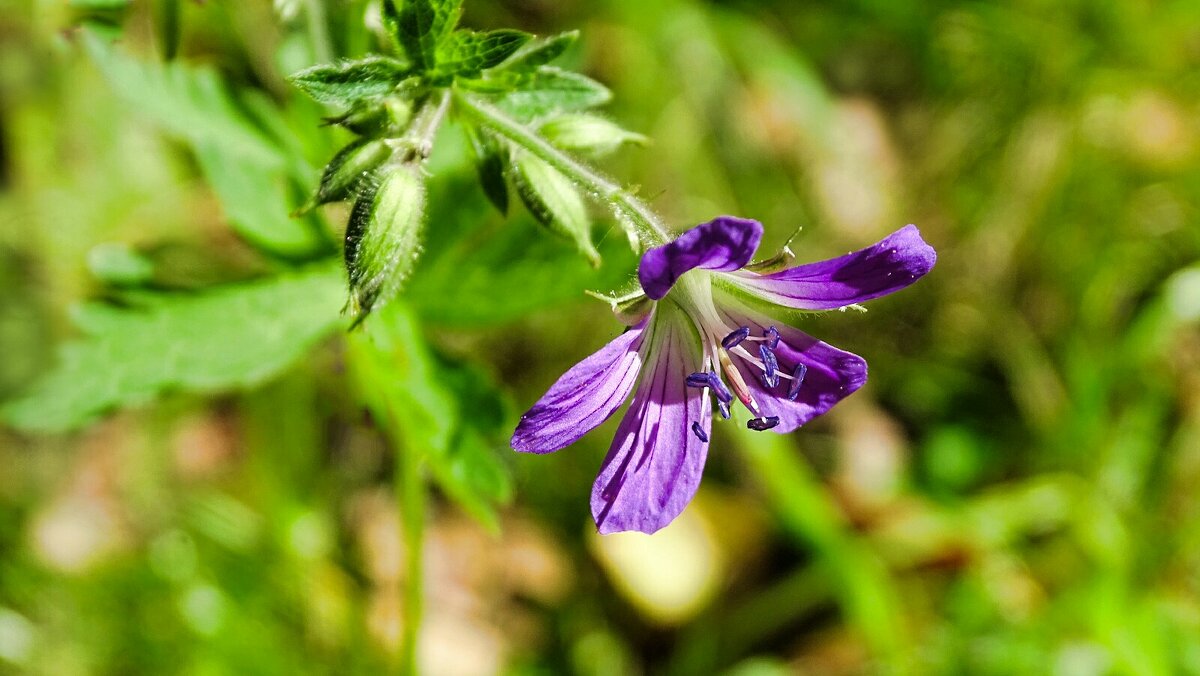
[590,309,709,534]
[512,324,645,454]
[728,225,936,310]
[638,216,763,300]
[715,291,867,433]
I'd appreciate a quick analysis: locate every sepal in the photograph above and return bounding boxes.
[510,150,599,267]
[296,138,392,214]
[538,114,647,158]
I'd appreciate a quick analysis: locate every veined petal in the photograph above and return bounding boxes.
[512,323,646,454]
[639,216,763,300]
[591,305,709,534]
[715,290,867,433]
[728,225,936,310]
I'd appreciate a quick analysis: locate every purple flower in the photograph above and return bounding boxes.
[511,217,936,534]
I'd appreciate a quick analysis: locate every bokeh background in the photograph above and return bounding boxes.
[3,0,1200,673]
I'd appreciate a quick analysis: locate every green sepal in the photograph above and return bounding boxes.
[289,55,410,106]
[744,227,802,273]
[345,164,427,323]
[538,113,647,158]
[434,29,532,80]
[464,126,509,215]
[494,30,577,71]
[297,138,393,214]
[510,150,599,267]
[585,287,652,326]
[322,96,412,135]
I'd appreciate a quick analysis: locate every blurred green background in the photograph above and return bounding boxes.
[2,0,1200,674]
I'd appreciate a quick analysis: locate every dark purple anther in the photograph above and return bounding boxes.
[746,416,780,431]
[686,372,712,389]
[787,363,808,401]
[691,421,708,442]
[722,326,751,349]
[759,344,779,388]
[718,401,731,419]
[707,373,733,404]
[765,326,780,350]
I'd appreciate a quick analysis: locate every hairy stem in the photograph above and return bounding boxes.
[451,90,670,249]
[392,89,451,163]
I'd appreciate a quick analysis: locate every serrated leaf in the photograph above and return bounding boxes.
[389,0,464,71]
[464,126,508,214]
[510,150,599,266]
[434,29,532,79]
[2,265,346,432]
[347,303,511,532]
[469,67,611,120]
[345,164,427,321]
[495,30,577,71]
[538,113,648,157]
[289,55,410,106]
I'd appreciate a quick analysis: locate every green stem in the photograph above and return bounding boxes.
[452,90,670,248]
[394,90,451,163]
[398,437,425,674]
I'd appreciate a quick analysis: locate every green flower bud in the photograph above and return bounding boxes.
[538,114,647,158]
[510,150,600,267]
[298,138,392,214]
[344,163,426,323]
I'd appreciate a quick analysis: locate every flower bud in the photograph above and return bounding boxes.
[298,138,392,214]
[344,163,426,323]
[538,114,647,158]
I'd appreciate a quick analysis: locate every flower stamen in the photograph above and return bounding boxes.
[691,422,708,442]
[787,363,808,400]
[747,416,780,431]
[721,326,751,349]
[759,344,779,388]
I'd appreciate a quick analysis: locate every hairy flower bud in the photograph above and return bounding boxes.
[344,163,426,323]
[299,138,392,214]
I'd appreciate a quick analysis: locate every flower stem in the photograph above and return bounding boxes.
[393,89,451,163]
[451,90,670,248]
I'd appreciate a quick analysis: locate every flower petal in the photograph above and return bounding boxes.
[590,306,709,534]
[638,216,763,300]
[511,323,645,454]
[729,225,936,310]
[715,291,867,433]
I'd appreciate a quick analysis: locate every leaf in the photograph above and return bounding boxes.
[495,30,577,71]
[83,32,325,256]
[2,265,346,432]
[389,0,464,71]
[464,126,508,214]
[347,303,511,531]
[469,67,611,120]
[434,29,532,79]
[510,150,599,266]
[538,113,648,157]
[288,55,410,106]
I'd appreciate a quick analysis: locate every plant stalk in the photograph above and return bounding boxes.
[451,90,670,249]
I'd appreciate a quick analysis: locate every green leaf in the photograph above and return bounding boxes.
[2,265,346,432]
[288,55,410,106]
[538,113,648,157]
[470,67,611,120]
[347,303,511,531]
[464,126,509,214]
[389,0,464,71]
[345,164,427,322]
[83,32,326,256]
[434,29,532,79]
[495,30,577,71]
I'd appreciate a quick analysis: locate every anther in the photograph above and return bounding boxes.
[718,401,731,419]
[759,344,779,388]
[707,373,733,404]
[691,422,708,442]
[787,364,807,401]
[721,326,751,349]
[746,416,780,431]
[765,326,780,350]
[686,372,711,388]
